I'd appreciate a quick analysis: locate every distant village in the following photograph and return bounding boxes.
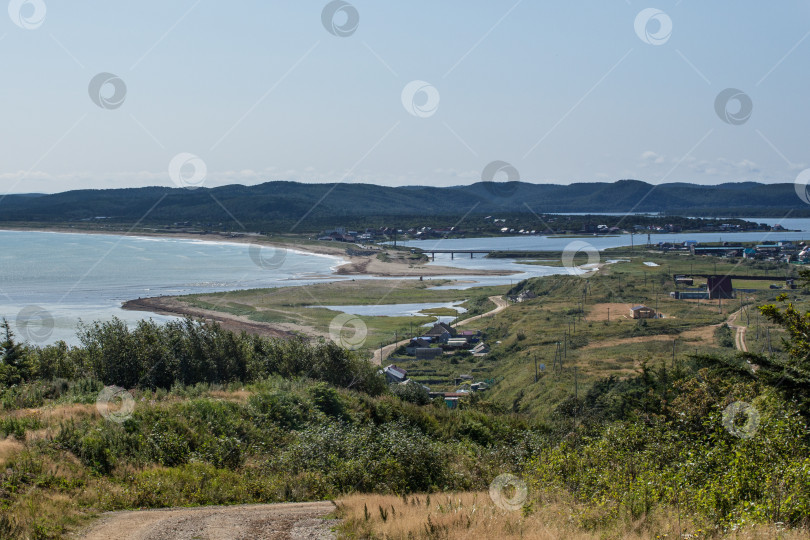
[380,321,491,409]
[657,238,810,263]
[314,219,787,243]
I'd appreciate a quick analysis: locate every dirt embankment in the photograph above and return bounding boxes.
[123,297,295,339]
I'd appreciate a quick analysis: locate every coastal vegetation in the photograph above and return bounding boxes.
[1,249,809,538]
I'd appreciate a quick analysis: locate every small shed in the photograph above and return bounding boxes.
[381,364,408,383]
[630,305,656,319]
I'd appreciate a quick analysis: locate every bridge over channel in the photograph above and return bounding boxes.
[416,249,494,260]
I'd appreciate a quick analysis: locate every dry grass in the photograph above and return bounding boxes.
[336,492,807,540]
[0,436,24,466]
[209,389,252,402]
[7,403,99,423]
[588,302,636,321]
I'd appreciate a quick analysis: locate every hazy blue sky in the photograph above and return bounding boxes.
[1,1,808,193]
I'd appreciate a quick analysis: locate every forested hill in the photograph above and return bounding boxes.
[0,180,805,229]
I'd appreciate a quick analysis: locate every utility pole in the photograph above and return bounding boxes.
[767,327,772,354]
[672,339,676,367]
[607,307,610,322]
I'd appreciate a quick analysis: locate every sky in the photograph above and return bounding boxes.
[1,0,809,193]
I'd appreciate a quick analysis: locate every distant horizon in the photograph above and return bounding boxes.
[3,177,797,196]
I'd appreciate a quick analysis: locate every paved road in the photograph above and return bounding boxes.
[371,295,507,365]
[75,502,336,540]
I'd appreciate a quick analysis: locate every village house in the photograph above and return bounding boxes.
[508,290,537,303]
[381,364,408,384]
[424,322,457,344]
[405,337,432,355]
[471,342,490,356]
[446,337,471,349]
[630,305,657,319]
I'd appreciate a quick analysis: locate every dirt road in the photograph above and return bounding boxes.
[726,308,749,353]
[75,501,337,540]
[456,295,508,326]
[371,295,507,365]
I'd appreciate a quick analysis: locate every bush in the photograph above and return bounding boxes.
[715,323,735,348]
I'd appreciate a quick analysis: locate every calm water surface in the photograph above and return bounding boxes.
[0,231,343,345]
[0,231,569,345]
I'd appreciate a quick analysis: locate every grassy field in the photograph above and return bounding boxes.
[168,248,801,403]
[177,279,506,356]
[409,248,797,416]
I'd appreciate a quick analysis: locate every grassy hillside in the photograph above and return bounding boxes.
[1,252,810,538]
